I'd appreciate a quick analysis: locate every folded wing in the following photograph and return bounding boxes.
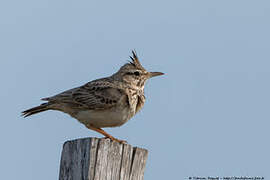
[42,81,127,110]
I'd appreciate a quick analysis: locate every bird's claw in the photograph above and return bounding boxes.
[101,136,127,144]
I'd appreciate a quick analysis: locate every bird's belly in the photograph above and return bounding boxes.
[73,107,133,128]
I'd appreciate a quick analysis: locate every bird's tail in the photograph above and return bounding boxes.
[22,103,50,117]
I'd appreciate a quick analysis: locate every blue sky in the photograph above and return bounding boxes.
[1,0,269,179]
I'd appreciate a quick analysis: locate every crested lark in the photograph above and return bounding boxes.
[22,51,164,143]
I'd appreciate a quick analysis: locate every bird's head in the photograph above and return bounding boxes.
[113,51,164,89]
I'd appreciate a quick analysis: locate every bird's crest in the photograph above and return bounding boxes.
[128,50,145,70]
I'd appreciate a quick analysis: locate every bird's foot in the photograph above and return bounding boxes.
[101,136,127,144]
[85,124,127,144]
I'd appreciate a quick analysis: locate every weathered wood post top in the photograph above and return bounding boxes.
[59,137,148,180]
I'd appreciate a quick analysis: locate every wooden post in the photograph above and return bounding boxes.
[59,137,148,180]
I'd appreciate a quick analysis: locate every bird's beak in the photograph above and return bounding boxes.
[149,72,164,78]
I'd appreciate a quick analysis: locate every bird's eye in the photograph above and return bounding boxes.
[134,71,140,76]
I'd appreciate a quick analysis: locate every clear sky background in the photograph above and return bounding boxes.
[1,0,269,179]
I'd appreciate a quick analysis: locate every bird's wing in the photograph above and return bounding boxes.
[42,80,127,110]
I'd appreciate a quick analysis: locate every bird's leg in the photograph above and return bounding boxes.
[85,124,126,143]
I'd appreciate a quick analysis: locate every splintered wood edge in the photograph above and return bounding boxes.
[129,147,148,180]
[59,138,148,180]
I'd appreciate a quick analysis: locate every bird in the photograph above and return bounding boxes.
[22,51,164,143]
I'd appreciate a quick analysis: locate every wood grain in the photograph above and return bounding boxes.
[59,138,148,180]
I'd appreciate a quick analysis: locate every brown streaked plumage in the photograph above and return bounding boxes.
[22,51,164,143]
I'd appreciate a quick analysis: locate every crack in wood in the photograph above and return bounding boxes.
[59,137,148,180]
